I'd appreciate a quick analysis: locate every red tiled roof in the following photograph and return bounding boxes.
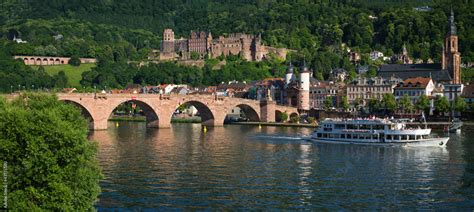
[395,77,431,89]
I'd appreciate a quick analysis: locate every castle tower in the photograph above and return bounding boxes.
[241,36,252,61]
[161,29,175,53]
[298,60,311,111]
[442,9,461,84]
[285,61,294,85]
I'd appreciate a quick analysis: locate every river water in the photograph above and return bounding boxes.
[91,122,474,210]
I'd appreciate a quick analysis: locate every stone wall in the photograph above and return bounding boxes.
[13,56,96,66]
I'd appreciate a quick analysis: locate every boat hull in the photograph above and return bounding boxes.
[309,137,449,147]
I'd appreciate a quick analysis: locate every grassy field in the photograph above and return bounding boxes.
[33,64,95,87]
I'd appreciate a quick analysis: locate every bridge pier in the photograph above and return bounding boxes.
[146,120,160,128]
[93,119,109,130]
[260,100,276,122]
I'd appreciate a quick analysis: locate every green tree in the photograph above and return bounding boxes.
[0,94,101,210]
[367,97,380,113]
[324,96,333,110]
[415,94,430,113]
[353,97,362,111]
[190,52,200,60]
[454,96,467,113]
[53,71,68,88]
[399,94,414,115]
[278,112,288,123]
[382,93,397,114]
[434,96,450,114]
[347,70,357,82]
[69,55,81,66]
[341,96,349,111]
[290,114,300,123]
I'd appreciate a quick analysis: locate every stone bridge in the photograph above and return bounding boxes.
[55,93,299,130]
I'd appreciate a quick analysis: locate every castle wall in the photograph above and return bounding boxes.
[14,56,96,66]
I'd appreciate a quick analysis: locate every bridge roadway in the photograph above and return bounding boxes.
[52,93,298,130]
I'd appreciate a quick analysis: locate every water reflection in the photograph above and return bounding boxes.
[91,122,474,210]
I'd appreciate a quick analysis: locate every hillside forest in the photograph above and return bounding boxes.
[0,0,472,91]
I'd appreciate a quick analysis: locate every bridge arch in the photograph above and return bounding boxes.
[275,110,284,122]
[61,100,95,129]
[173,100,215,126]
[225,103,260,122]
[108,99,159,128]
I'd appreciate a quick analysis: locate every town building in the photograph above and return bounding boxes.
[462,84,474,106]
[370,51,384,61]
[309,81,329,109]
[444,84,464,102]
[348,51,360,64]
[390,44,413,64]
[394,77,435,104]
[346,76,402,107]
[255,77,285,105]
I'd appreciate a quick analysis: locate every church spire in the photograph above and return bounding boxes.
[447,8,457,36]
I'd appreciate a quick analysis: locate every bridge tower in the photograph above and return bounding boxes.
[298,60,310,111]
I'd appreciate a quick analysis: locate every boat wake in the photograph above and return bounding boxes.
[251,134,305,140]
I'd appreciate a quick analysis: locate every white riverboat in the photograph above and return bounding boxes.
[310,118,448,147]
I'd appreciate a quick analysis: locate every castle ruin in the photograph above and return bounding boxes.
[160,29,288,62]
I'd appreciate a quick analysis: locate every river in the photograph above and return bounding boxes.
[91,122,474,210]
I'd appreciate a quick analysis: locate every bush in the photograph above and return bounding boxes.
[69,56,81,66]
[0,93,101,210]
[278,112,288,122]
[290,114,300,123]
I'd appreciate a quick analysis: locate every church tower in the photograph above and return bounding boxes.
[442,9,461,84]
[298,60,311,111]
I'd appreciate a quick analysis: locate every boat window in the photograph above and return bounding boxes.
[372,135,378,139]
[360,125,371,130]
[373,125,384,130]
[393,135,399,140]
[347,134,352,139]
[401,135,407,140]
[341,134,346,139]
[317,133,321,138]
[409,135,415,140]
[353,134,358,139]
[334,124,345,129]
[347,124,357,129]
